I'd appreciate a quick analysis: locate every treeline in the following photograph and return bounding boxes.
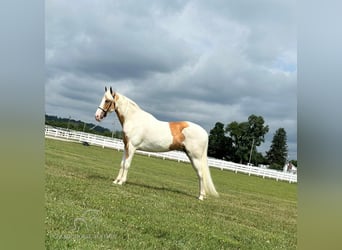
[208,114,297,170]
[45,114,123,138]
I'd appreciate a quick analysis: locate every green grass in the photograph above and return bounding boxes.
[45,138,297,249]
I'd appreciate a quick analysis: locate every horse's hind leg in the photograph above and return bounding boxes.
[186,151,206,200]
[194,159,206,200]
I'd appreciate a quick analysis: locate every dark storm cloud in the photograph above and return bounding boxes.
[46,0,193,80]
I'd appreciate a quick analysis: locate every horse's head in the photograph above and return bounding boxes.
[95,86,116,121]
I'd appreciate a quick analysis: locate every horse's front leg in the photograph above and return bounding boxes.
[113,142,136,185]
[113,151,126,184]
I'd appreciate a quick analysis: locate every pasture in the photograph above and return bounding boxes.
[45,138,297,249]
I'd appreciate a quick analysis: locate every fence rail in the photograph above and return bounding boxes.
[45,126,297,183]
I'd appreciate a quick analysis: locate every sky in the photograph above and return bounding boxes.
[45,0,297,160]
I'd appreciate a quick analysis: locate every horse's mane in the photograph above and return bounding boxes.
[119,92,158,120]
[119,93,140,110]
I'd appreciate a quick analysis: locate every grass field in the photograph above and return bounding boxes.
[45,138,297,249]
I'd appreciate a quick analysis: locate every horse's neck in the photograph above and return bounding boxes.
[115,94,140,123]
[119,95,140,113]
[116,94,156,124]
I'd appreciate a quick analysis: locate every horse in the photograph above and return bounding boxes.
[95,86,218,200]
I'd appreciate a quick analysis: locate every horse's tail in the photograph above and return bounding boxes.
[201,141,219,198]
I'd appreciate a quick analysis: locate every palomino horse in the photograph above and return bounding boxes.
[95,87,218,200]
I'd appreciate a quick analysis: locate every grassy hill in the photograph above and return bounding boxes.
[45,138,297,249]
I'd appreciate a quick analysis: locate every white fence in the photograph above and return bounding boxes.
[45,126,297,183]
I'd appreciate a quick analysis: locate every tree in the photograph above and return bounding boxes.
[266,128,288,170]
[290,159,297,168]
[208,122,231,160]
[226,115,269,164]
[225,121,248,163]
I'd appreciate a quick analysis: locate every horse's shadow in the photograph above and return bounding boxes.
[86,174,108,181]
[86,174,195,198]
[126,181,194,198]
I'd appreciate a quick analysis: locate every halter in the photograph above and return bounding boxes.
[98,101,113,117]
[98,92,116,117]
[98,106,109,117]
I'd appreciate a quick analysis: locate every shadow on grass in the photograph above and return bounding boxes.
[86,174,111,181]
[126,181,195,199]
[85,174,196,198]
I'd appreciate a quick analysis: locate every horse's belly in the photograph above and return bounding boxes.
[136,135,173,152]
[126,120,192,152]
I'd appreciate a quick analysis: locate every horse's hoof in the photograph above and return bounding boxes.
[115,179,125,185]
[198,195,204,201]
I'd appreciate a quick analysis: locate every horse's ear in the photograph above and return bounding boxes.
[105,86,107,92]
[110,87,113,95]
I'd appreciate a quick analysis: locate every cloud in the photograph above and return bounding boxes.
[46,0,193,80]
[45,0,297,159]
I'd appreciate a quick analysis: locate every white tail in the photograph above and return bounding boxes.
[201,143,219,197]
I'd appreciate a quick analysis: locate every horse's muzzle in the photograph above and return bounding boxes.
[95,115,101,122]
[95,110,104,121]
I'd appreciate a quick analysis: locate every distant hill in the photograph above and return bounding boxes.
[45,114,123,138]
